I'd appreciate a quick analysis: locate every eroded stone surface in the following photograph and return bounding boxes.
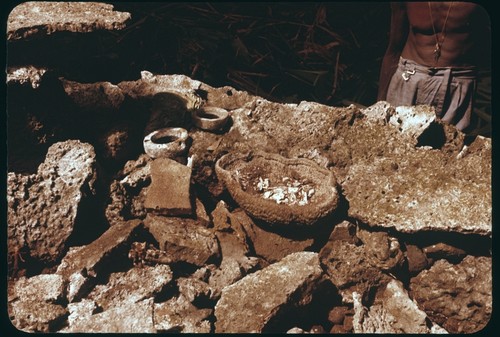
[154,295,212,333]
[7,140,98,266]
[56,219,144,302]
[9,274,67,332]
[214,251,323,333]
[410,255,492,333]
[352,279,441,333]
[319,229,391,303]
[7,2,131,40]
[144,214,220,266]
[66,298,155,333]
[88,265,173,311]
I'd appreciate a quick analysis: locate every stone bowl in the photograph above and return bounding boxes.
[215,151,339,226]
[143,127,188,159]
[192,106,230,131]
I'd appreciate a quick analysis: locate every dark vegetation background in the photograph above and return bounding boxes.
[110,2,392,107]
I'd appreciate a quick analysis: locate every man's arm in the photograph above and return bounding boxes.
[377,2,409,101]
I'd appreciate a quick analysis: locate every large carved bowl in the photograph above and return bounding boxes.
[215,151,339,226]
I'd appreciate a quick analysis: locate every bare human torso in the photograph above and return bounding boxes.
[402,2,487,68]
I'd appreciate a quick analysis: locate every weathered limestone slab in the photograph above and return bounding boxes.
[66,298,155,333]
[88,265,173,311]
[118,71,203,109]
[56,219,143,279]
[410,255,492,334]
[214,251,323,333]
[56,219,144,301]
[144,214,220,266]
[6,65,48,88]
[235,209,315,263]
[9,274,67,332]
[154,295,212,333]
[144,158,193,216]
[7,140,97,265]
[352,279,446,333]
[105,154,151,226]
[319,227,391,303]
[7,2,131,41]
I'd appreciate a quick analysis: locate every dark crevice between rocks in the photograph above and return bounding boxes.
[262,278,341,333]
[416,121,447,149]
[91,226,157,282]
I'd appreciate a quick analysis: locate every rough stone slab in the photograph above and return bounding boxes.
[7,140,97,265]
[56,219,143,280]
[7,2,131,40]
[352,279,440,333]
[118,72,203,110]
[62,79,125,112]
[338,110,491,236]
[6,65,48,88]
[154,295,212,333]
[105,154,151,226]
[66,298,155,333]
[356,228,404,271]
[214,251,323,333]
[343,145,491,235]
[9,274,67,332]
[144,158,193,216]
[235,209,315,263]
[64,299,97,331]
[319,232,391,303]
[410,255,492,333]
[144,214,220,266]
[89,265,173,311]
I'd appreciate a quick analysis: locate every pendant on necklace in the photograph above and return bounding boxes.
[433,43,441,62]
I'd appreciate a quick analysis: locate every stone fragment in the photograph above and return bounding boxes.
[154,295,212,333]
[56,219,144,300]
[328,306,353,326]
[7,66,48,88]
[214,251,323,333]
[105,155,151,226]
[88,265,173,311]
[7,2,131,40]
[9,274,67,332]
[67,298,155,333]
[144,214,220,266]
[328,221,361,245]
[211,202,251,260]
[352,279,437,333]
[144,158,193,216]
[410,255,492,333]
[405,244,430,275]
[119,72,203,108]
[207,256,264,301]
[423,242,467,262]
[319,232,390,303]
[234,208,315,263]
[389,105,436,139]
[342,118,491,235]
[64,299,97,330]
[61,79,125,112]
[7,140,97,266]
[177,277,212,304]
[356,228,405,271]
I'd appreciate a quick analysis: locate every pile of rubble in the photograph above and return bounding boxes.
[6,2,492,334]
